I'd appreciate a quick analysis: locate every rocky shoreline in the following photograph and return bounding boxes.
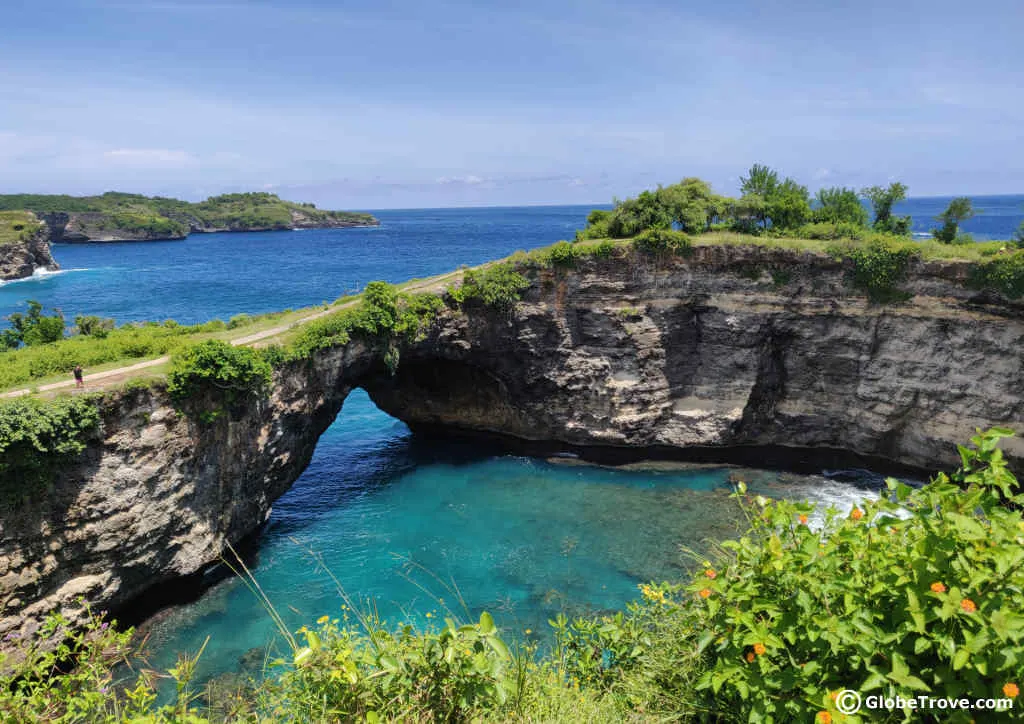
[0,214,59,281]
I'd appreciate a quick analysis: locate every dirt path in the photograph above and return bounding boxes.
[2,270,462,399]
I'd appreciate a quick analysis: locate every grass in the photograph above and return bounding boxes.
[0,210,42,246]
[0,305,316,393]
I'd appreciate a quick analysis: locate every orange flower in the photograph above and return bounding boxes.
[930,582,947,593]
[850,507,864,521]
[698,588,712,599]
[705,569,717,579]
[745,651,755,663]
[1003,683,1019,698]
[817,712,832,724]
[960,598,977,613]
[753,642,766,655]
[798,514,809,525]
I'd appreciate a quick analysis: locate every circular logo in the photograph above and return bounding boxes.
[836,689,862,715]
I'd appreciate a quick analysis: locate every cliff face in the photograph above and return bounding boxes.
[40,212,187,243]
[0,215,59,281]
[38,208,379,243]
[370,247,1024,472]
[2,246,1022,643]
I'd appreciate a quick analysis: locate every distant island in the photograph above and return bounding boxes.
[0,191,379,244]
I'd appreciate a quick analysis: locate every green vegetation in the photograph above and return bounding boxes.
[1014,221,1024,249]
[106,211,188,237]
[632,228,692,257]
[933,196,975,244]
[448,264,530,310]
[0,210,43,246]
[861,182,912,236]
[0,317,230,390]
[0,395,100,502]
[167,340,273,419]
[969,253,1024,300]
[3,430,1022,722]
[1,300,65,350]
[827,237,920,302]
[812,187,869,226]
[0,191,377,236]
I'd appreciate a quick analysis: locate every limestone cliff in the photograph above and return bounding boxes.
[0,214,59,281]
[2,245,1022,644]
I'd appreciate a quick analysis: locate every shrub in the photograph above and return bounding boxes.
[0,395,100,501]
[1013,221,1024,249]
[273,610,513,721]
[167,340,272,414]
[227,313,253,329]
[812,187,869,226]
[72,315,115,338]
[546,241,578,267]
[0,608,211,722]
[632,228,692,257]
[680,428,1024,721]
[585,239,618,259]
[451,264,530,310]
[969,250,1024,299]
[828,237,919,302]
[794,221,868,241]
[288,288,444,363]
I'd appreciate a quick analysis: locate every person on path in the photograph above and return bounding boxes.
[73,364,84,388]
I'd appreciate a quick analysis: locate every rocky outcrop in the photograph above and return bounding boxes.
[39,212,187,243]
[0,215,59,281]
[38,209,379,243]
[2,245,1022,644]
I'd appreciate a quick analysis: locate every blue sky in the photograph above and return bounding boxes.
[2,0,1022,208]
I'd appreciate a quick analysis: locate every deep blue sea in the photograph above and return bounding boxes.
[0,201,995,688]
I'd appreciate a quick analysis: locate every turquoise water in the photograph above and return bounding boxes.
[135,390,881,688]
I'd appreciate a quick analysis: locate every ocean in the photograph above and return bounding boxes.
[0,198,1010,689]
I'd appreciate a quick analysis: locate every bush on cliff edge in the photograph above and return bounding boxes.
[167,339,272,420]
[0,395,100,503]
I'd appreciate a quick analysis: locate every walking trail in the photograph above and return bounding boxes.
[2,270,461,399]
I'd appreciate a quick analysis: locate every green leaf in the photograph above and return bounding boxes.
[478,611,496,635]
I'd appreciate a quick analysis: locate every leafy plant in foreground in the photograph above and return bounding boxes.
[675,428,1024,722]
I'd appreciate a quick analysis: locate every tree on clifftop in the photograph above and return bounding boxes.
[861,182,912,235]
[932,196,975,244]
[813,187,869,226]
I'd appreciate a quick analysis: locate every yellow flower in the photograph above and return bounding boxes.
[753,642,766,656]
[1003,683,1019,698]
[425,612,432,618]
[698,588,712,599]
[524,628,532,635]
[798,514,809,525]
[930,582,947,593]
[705,569,717,579]
[745,651,755,663]
[960,598,977,613]
[317,615,329,625]
[817,712,832,724]
[850,507,864,521]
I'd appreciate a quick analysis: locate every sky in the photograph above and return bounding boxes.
[2,0,1023,209]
